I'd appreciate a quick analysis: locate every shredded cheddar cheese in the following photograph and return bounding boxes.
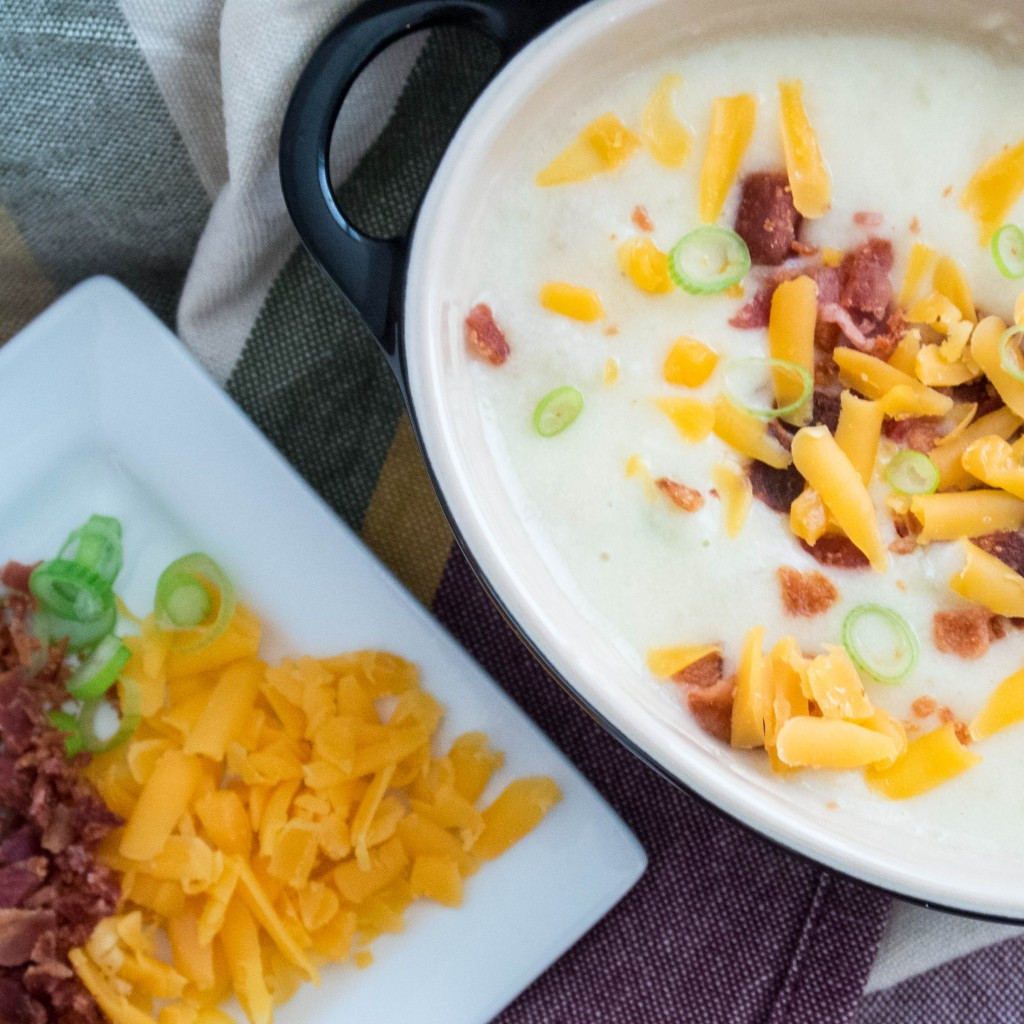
[960,137,1024,245]
[777,80,831,218]
[698,93,757,222]
[539,281,605,322]
[663,337,719,388]
[641,73,694,168]
[535,112,642,186]
[767,276,817,424]
[617,237,673,294]
[73,611,561,1024]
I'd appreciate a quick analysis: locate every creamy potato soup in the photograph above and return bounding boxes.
[463,33,1024,818]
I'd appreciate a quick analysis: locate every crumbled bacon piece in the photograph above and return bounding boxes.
[684,674,735,743]
[912,696,938,718]
[0,563,36,595]
[946,378,1003,417]
[934,609,992,660]
[937,706,971,745]
[799,536,870,569]
[655,478,704,512]
[790,240,819,256]
[810,389,842,433]
[673,653,723,689]
[840,238,894,323]
[910,216,921,234]
[631,205,655,232]
[974,531,1024,577]
[748,461,804,513]
[734,172,803,265]
[0,589,121,1023]
[777,567,839,617]
[465,303,510,366]
[883,416,943,453]
[853,211,885,228]
[729,285,774,329]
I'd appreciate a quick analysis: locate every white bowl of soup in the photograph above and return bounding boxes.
[282,0,1024,917]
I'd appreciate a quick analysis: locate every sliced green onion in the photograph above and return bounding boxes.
[48,710,84,757]
[154,553,236,652]
[992,224,1024,279]
[66,633,131,700]
[76,678,142,754]
[842,604,919,683]
[533,386,584,437]
[38,600,117,654]
[57,515,123,584]
[885,450,939,495]
[29,560,111,622]
[999,324,1024,382]
[722,357,813,420]
[668,226,751,295]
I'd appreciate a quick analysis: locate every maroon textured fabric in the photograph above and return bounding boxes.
[432,549,890,1023]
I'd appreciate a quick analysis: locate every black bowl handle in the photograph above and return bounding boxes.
[280,0,577,379]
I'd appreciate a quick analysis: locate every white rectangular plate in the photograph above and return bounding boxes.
[0,277,646,1023]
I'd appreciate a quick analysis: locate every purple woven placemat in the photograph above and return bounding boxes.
[433,549,891,1023]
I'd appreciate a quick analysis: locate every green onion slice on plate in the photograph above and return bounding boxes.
[992,224,1024,279]
[66,633,131,700]
[533,386,584,437]
[999,324,1024,383]
[57,514,123,585]
[722,356,813,420]
[30,559,111,623]
[668,226,751,295]
[76,678,142,754]
[38,600,117,654]
[154,553,236,652]
[885,450,939,495]
[842,604,919,683]
[48,710,85,758]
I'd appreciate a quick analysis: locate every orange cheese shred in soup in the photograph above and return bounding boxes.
[463,29,1024,843]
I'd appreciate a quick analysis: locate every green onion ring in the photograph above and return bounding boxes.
[842,604,919,683]
[668,226,752,295]
[884,450,940,495]
[992,224,1024,279]
[76,678,142,754]
[66,633,131,700]
[29,559,111,622]
[57,515,123,584]
[154,553,236,652]
[38,599,117,654]
[533,386,584,437]
[999,324,1024,382]
[721,356,813,420]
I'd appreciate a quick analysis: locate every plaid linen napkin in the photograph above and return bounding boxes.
[3,2,1024,1021]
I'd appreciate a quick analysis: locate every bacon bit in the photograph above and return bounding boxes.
[734,172,803,265]
[604,325,619,336]
[889,535,917,556]
[465,303,510,366]
[810,389,842,433]
[947,378,1002,417]
[896,580,907,591]
[655,477,704,512]
[684,674,735,743]
[0,564,36,595]
[729,285,774,329]
[974,531,1024,577]
[853,211,885,227]
[910,216,921,234]
[825,801,839,810]
[631,205,655,232]
[672,652,723,689]
[937,706,971,745]
[799,535,870,569]
[942,185,953,198]
[883,416,944,453]
[777,567,838,617]
[748,461,804,513]
[934,608,992,660]
[989,615,1009,640]
[790,240,819,256]
[766,419,795,452]
[912,696,938,718]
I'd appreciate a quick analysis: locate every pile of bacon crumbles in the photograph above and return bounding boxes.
[0,562,121,1024]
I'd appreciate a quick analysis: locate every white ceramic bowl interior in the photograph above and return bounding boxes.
[405,0,1024,917]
